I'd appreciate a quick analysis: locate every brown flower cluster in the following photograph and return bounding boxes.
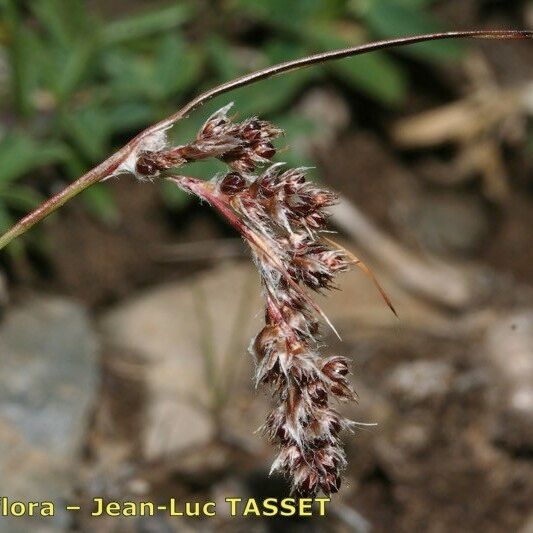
[227,164,356,496]
[135,104,283,177]
[141,105,360,495]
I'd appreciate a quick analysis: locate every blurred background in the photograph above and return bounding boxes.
[0,0,532,531]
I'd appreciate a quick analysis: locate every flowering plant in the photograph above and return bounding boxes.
[0,30,530,495]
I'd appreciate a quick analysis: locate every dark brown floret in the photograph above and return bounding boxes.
[219,172,248,195]
[322,356,350,381]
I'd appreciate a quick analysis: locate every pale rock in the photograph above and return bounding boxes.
[100,262,263,460]
[485,310,533,451]
[0,296,99,532]
[384,360,454,404]
[0,268,7,309]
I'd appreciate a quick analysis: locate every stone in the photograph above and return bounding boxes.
[520,511,533,533]
[100,262,263,460]
[485,310,533,452]
[0,296,99,532]
[385,360,454,405]
[405,193,489,256]
[0,269,7,310]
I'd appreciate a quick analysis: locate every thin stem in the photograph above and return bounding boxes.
[1,30,531,251]
[154,30,532,132]
[0,153,126,249]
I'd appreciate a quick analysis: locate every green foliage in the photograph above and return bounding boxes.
[101,4,192,45]
[0,131,69,251]
[354,0,464,61]
[0,0,464,249]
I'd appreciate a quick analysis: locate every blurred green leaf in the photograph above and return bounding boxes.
[309,23,407,105]
[0,199,24,257]
[403,0,438,6]
[206,36,244,80]
[8,26,44,116]
[61,106,111,161]
[9,0,96,106]
[160,180,192,210]
[104,49,154,100]
[159,151,223,210]
[356,0,464,61]
[180,158,227,182]
[231,76,306,116]
[0,0,12,16]
[31,0,91,46]
[0,133,69,183]
[105,102,155,134]
[49,39,97,102]
[0,200,14,233]
[81,184,120,225]
[334,52,407,105]
[154,34,203,98]
[265,39,310,65]
[231,0,342,28]
[274,114,319,180]
[0,186,42,210]
[105,32,202,103]
[102,4,193,46]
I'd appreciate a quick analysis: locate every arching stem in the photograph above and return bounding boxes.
[0,30,531,251]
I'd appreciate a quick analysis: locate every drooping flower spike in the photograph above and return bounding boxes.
[139,105,386,495]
